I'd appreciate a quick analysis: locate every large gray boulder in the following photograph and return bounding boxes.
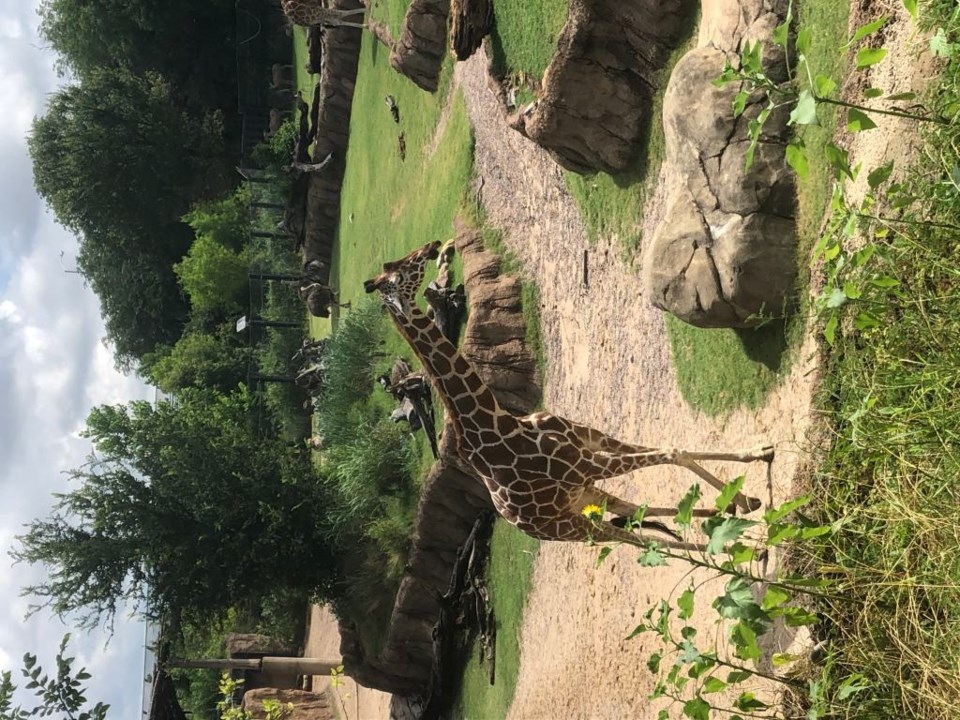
[645,4,797,328]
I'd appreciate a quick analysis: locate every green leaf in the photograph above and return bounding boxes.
[789,90,818,125]
[837,673,870,699]
[825,142,853,179]
[683,697,711,720]
[678,588,695,619]
[763,585,791,610]
[714,476,746,512]
[847,108,878,132]
[799,524,834,540]
[772,652,800,667]
[702,676,727,693]
[702,516,756,555]
[728,542,755,565]
[775,605,819,627]
[731,620,762,660]
[734,691,768,711]
[814,74,836,97]
[657,710,670,720]
[785,143,809,179]
[842,281,862,300]
[870,275,900,289]
[886,91,917,101]
[867,161,894,189]
[929,28,954,58]
[727,670,752,684]
[773,17,789,48]
[625,624,647,640]
[824,313,839,346]
[675,484,702,527]
[903,0,917,20]
[847,17,889,47]
[733,90,749,118]
[856,47,888,69]
[767,522,799,546]
[647,652,662,674]
[825,287,847,308]
[638,547,667,566]
[796,28,812,55]
[854,312,881,331]
[679,639,702,664]
[764,495,812,523]
[863,87,884,98]
[596,546,613,568]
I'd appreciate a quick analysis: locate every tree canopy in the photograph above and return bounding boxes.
[29,66,231,367]
[12,388,337,628]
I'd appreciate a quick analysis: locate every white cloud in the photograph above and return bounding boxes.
[0,298,20,323]
[0,5,151,715]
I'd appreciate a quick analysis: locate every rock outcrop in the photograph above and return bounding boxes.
[389,0,451,92]
[644,0,797,327]
[242,688,335,720]
[509,0,695,174]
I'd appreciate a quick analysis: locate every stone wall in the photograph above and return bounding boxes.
[510,0,696,174]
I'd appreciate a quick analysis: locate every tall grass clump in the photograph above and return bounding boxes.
[316,299,423,654]
[801,4,960,714]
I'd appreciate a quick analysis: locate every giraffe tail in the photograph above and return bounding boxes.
[610,516,682,542]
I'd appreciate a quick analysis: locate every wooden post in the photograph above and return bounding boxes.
[168,656,339,676]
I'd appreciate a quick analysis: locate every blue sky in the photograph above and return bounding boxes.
[0,1,153,716]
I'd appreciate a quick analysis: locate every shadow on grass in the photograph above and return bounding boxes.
[734,320,790,373]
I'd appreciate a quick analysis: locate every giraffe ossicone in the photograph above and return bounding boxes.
[365,241,774,551]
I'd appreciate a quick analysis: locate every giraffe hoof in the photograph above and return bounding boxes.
[725,496,762,515]
[755,445,775,462]
[744,496,762,513]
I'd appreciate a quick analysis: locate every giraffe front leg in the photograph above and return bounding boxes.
[584,488,716,523]
[576,448,765,514]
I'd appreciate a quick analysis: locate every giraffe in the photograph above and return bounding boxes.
[280,0,368,29]
[364,241,774,551]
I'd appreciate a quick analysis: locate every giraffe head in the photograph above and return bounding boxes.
[364,240,442,314]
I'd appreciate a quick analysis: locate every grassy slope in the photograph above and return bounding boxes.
[805,1,960,715]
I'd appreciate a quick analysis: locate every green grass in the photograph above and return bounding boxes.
[487,0,569,80]
[454,521,539,720]
[802,2,960,715]
[665,317,801,417]
[793,0,851,243]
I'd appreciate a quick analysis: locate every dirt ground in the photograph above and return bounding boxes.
[303,4,929,716]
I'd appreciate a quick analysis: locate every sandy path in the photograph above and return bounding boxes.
[455,49,821,720]
[303,605,393,720]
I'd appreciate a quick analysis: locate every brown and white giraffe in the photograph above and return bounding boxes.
[280,0,368,29]
[364,241,774,550]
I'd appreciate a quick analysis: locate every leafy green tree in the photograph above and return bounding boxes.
[141,326,251,394]
[174,236,249,316]
[29,66,230,367]
[38,0,237,112]
[0,635,108,720]
[183,187,251,253]
[12,388,338,628]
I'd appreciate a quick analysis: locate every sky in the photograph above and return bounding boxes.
[0,1,155,716]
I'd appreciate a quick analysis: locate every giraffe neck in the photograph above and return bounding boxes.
[386,303,503,440]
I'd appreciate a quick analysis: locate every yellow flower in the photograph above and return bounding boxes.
[581,504,603,521]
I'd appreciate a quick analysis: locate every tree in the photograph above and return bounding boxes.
[12,388,338,628]
[0,635,108,720]
[38,0,238,112]
[174,236,250,316]
[29,66,230,367]
[141,326,252,394]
